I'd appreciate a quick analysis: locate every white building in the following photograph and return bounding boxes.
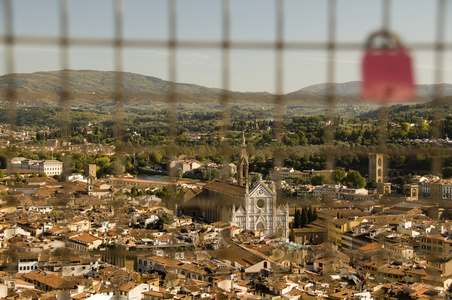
[231,180,289,239]
[312,184,368,200]
[42,160,63,176]
[17,253,39,273]
[7,157,63,176]
[61,261,99,277]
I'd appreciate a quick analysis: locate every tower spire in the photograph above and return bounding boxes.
[238,131,249,188]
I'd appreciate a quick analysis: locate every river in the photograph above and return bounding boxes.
[136,174,177,182]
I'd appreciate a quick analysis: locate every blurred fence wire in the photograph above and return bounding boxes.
[1,0,452,184]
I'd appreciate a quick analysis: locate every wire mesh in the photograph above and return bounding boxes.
[0,0,451,194]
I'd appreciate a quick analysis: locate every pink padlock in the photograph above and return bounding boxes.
[361,30,415,102]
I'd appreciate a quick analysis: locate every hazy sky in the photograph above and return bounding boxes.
[1,0,451,93]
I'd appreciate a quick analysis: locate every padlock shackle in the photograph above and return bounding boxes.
[365,30,403,50]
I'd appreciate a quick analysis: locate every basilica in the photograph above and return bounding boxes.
[179,135,289,239]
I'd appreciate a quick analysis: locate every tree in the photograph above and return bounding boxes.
[311,174,326,186]
[443,166,452,179]
[392,175,413,186]
[151,152,163,164]
[333,168,346,184]
[311,208,318,222]
[366,179,377,190]
[301,207,309,228]
[293,208,301,228]
[130,187,139,198]
[195,154,205,162]
[0,170,4,178]
[293,206,317,229]
[149,213,170,230]
[343,170,366,188]
[390,155,406,169]
[401,122,411,132]
[281,188,293,199]
[156,185,177,202]
[251,174,260,185]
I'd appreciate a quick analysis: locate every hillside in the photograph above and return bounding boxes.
[0,70,227,95]
[290,81,452,103]
[0,70,451,110]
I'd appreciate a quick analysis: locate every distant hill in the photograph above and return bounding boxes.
[0,70,451,108]
[0,70,225,96]
[289,81,361,96]
[290,81,452,103]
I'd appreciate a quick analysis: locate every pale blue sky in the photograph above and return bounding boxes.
[1,0,451,93]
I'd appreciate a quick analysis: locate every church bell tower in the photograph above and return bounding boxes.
[237,132,249,188]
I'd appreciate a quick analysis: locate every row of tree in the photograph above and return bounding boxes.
[292,206,318,229]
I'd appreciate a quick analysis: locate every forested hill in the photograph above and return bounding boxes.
[0,70,225,96]
[0,70,320,106]
[0,70,451,107]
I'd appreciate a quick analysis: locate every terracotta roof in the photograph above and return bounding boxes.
[35,187,58,197]
[208,244,274,267]
[138,255,180,268]
[27,177,57,183]
[179,264,209,276]
[143,290,173,299]
[358,242,383,251]
[377,265,406,276]
[70,233,100,243]
[14,279,35,286]
[108,177,191,185]
[17,252,39,259]
[204,180,246,197]
[22,270,74,289]
[329,218,352,226]
[119,281,139,292]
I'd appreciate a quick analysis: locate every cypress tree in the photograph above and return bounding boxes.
[307,206,313,222]
[293,208,301,228]
[312,208,318,222]
[301,207,308,228]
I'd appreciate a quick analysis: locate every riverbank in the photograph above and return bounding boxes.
[136,173,200,183]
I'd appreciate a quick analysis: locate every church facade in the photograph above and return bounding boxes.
[231,180,289,238]
[179,134,289,239]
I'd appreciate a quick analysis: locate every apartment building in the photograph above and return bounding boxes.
[418,234,452,254]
